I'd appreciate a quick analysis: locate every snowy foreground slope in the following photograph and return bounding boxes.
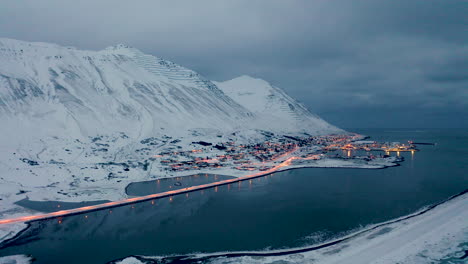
[112,192,468,264]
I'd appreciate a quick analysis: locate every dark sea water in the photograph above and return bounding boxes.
[126,174,235,196]
[0,129,466,264]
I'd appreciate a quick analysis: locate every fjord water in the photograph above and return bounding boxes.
[0,129,466,264]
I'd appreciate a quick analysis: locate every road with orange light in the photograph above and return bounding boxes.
[0,148,302,225]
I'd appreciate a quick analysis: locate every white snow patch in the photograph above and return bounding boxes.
[0,255,32,264]
[114,257,145,264]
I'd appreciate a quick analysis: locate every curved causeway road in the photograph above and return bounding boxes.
[0,149,300,225]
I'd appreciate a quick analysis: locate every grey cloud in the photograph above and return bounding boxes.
[0,0,466,128]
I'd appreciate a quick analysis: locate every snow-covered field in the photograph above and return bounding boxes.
[112,191,468,264]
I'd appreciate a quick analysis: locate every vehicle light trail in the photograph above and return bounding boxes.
[0,148,301,225]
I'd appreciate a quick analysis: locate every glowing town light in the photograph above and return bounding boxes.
[0,141,390,225]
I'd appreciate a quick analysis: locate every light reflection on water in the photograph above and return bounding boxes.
[0,129,466,264]
[126,173,235,196]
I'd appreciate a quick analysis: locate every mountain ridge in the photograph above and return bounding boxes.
[0,38,341,141]
[214,75,339,134]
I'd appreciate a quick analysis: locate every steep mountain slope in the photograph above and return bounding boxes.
[0,38,251,143]
[0,38,341,141]
[215,75,341,135]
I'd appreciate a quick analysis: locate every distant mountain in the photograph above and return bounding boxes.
[215,75,340,135]
[0,38,340,143]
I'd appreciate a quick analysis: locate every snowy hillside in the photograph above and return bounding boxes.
[0,38,340,141]
[215,76,341,134]
[0,39,344,229]
[0,38,252,144]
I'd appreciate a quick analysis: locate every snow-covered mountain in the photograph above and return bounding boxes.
[0,39,253,143]
[0,38,340,143]
[215,75,339,135]
[0,38,343,227]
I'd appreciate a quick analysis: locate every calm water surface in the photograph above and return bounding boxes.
[0,129,466,264]
[126,174,235,196]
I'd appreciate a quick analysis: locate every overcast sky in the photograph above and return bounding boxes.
[1,0,466,128]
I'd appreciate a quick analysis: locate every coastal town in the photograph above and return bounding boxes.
[153,134,418,173]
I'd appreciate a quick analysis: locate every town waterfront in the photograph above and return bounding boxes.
[0,129,466,264]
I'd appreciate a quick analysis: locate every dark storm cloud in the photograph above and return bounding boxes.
[0,0,466,128]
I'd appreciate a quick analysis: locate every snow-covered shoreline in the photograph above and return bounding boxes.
[112,190,468,264]
[0,152,401,246]
[2,184,466,264]
[0,126,397,243]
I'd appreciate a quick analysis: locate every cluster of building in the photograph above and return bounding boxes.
[153,134,416,173]
[155,135,348,172]
[155,138,301,172]
[333,140,417,153]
